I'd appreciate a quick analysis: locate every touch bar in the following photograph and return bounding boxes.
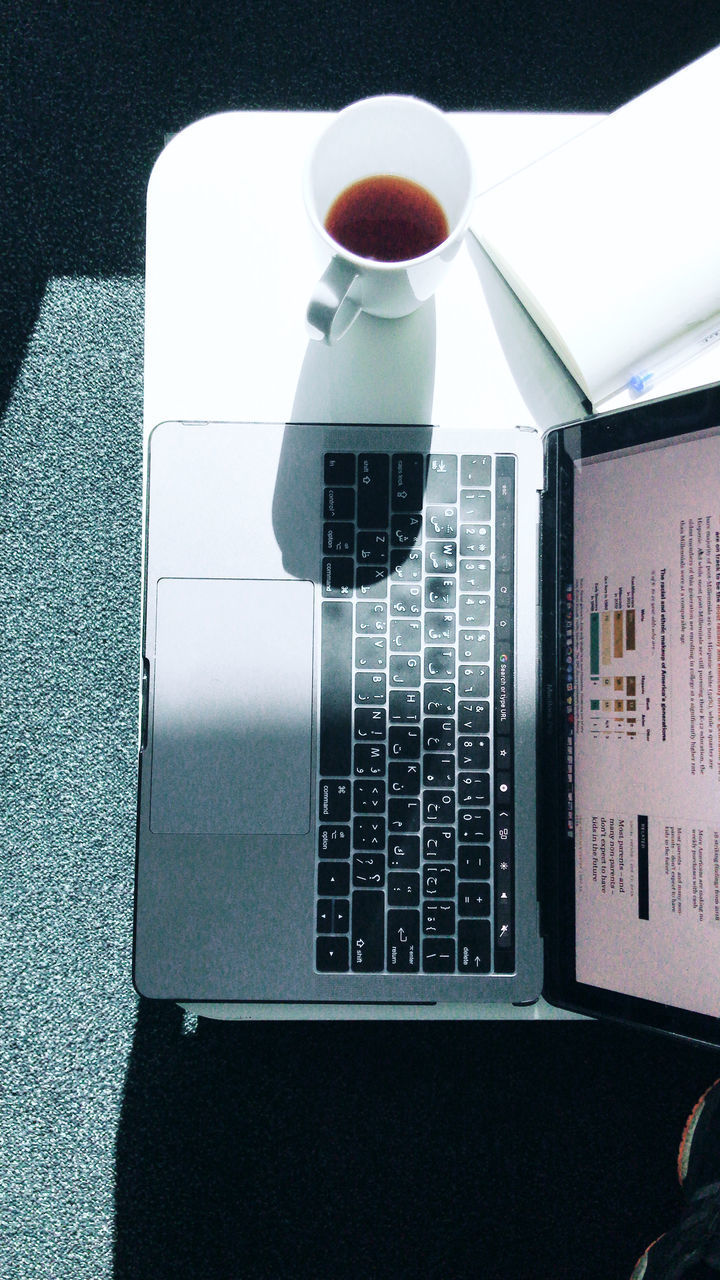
[320,600,353,776]
[494,456,516,973]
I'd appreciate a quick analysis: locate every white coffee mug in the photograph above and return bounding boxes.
[303,95,475,344]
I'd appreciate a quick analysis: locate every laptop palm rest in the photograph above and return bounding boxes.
[149,577,314,835]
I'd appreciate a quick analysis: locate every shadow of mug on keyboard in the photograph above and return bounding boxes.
[290,295,437,427]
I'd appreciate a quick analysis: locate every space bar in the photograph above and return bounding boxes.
[320,600,353,776]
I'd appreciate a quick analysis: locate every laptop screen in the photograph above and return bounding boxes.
[542,383,720,1043]
[573,424,720,1016]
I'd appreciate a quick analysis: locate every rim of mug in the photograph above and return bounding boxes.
[303,94,476,270]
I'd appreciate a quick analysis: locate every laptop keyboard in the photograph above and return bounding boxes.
[316,450,515,977]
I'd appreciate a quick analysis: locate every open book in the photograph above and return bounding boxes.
[470,47,720,407]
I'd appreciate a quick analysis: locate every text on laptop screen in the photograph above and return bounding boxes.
[572,428,720,1017]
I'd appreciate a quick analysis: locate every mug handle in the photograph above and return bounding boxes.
[306,257,361,344]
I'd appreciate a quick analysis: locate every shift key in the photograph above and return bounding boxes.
[352,890,385,971]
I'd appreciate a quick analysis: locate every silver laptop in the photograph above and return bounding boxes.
[134,383,720,1045]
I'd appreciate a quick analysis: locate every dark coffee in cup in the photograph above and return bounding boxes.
[325,174,449,263]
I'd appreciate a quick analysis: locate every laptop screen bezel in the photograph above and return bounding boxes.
[540,380,720,1048]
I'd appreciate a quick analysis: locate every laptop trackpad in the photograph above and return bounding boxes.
[150,578,314,835]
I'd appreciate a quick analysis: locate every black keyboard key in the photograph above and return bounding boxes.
[318,900,349,935]
[390,582,423,615]
[424,647,455,679]
[356,636,386,669]
[352,890,385,971]
[423,938,456,973]
[390,549,423,580]
[389,619,423,652]
[387,909,420,971]
[355,706,386,739]
[356,601,387,634]
[458,630,489,664]
[459,920,491,973]
[459,560,491,592]
[392,453,425,511]
[459,845,490,878]
[357,531,389,564]
[423,826,455,860]
[353,817,385,850]
[316,935,349,972]
[319,779,351,821]
[458,665,489,697]
[422,754,455,786]
[324,453,356,485]
[426,455,457,502]
[320,601,353,775]
[458,882,491,917]
[352,853,386,887]
[461,454,492,486]
[424,612,456,643]
[425,576,456,608]
[389,654,422,688]
[316,900,334,933]
[423,899,456,935]
[459,594,490,627]
[423,683,455,715]
[388,834,420,869]
[388,760,421,795]
[459,810,491,843]
[353,780,385,813]
[423,864,455,898]
[391,513,423,546]
[334,900,350,932]
[354,742,386,776]
[388,874,421,908]
[424,718,455,752]
[319,825,351,858]
[457,736,490,769]
[322,556,354,597]
[388,690,421,722]
[324,487,355,520]
[460,524,491,556]
[318,862,350,896]
[355,671,386,704]
[459,701,490,734]
[323,522,354,554]
[426,505,457,537]
[425,541,457,574]
[388,725,421,759]
[458,773,490,806]
[356,566,388,597]
[388,796,421,832]
[423,791,455,824]
[460,489,491,521]
[358,454,390,528]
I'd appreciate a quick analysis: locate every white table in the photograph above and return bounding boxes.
[143,109,719,1020]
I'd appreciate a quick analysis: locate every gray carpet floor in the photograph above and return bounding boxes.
[2,276,144,1278]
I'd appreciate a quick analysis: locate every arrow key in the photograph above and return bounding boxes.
[316,935,350,972]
